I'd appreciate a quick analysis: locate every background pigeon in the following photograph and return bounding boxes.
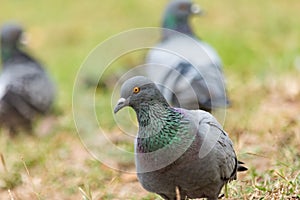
[114,76,246,200]
[146,0,229,112]
[0,23,55,135]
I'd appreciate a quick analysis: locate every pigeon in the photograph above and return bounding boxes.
[0,23,55,135]
[114,76,246,200]
[145,0,229,112]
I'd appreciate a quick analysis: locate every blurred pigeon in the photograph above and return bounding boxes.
[114,76,246,200]
[0,23,55,135]
[146,0,229,112]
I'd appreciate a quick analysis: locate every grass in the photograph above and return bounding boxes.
[0,0,299,199]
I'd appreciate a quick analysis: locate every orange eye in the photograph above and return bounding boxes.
[133,87,140,93]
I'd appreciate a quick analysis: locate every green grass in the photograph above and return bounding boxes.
[0,0,299,199]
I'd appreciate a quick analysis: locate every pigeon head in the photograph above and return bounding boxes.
[162,0,203,39]
[1,23,27,63]
[114,76,169,113]
[1,23,24,48]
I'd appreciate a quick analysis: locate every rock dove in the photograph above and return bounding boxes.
[145,0,229,112]
[114,76,246,200]
[0,23,55,135]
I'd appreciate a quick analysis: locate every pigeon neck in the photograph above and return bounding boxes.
[162,14,194,40]
[1,44,25,64]
[135,100,169,127]
[135,104,186,153]
[1,44,40,69]
[1,45,17,63]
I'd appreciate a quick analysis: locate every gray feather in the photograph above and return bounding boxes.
[114,76,246,200]
[0,23,55,134]
[146,0,229,112]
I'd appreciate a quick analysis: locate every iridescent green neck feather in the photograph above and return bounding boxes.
[162,13,193,40]
[135,102,189,153]
[1,45,14,63]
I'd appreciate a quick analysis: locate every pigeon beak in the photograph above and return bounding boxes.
[190,4,204,16]
[114,97,129,113]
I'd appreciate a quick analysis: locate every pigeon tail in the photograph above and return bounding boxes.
[237,160,248,172]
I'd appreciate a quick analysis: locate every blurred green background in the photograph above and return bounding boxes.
[0,0,299,199]
[1,0,299,114]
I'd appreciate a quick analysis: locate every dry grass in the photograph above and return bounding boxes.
[0,74,298,200]
[223,73,300,200]
[0,0,299,199]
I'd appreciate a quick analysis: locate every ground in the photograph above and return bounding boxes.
[0,0,299,199]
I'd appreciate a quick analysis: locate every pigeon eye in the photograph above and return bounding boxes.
[133,87,140,94]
